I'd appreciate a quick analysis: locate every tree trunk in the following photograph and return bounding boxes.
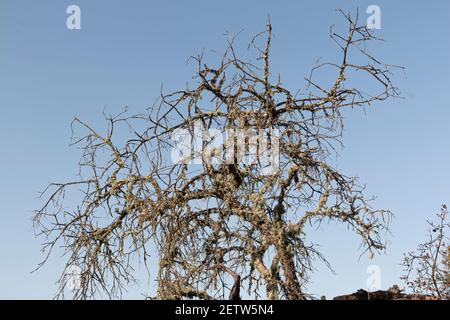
[276,243,304,300]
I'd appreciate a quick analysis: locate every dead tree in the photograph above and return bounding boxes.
[34,10,399,300]
[401,205,449,300]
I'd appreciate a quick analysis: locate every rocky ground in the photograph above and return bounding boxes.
[331,285,440,300]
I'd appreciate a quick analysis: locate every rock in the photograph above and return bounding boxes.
[332,285,439,300]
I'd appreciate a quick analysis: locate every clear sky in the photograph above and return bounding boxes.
[0,0,449,299]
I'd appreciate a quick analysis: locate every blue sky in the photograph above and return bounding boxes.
[0,0,449,299]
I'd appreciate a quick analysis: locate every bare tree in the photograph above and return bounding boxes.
[401,205,450,300]
[34,11,399,300]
